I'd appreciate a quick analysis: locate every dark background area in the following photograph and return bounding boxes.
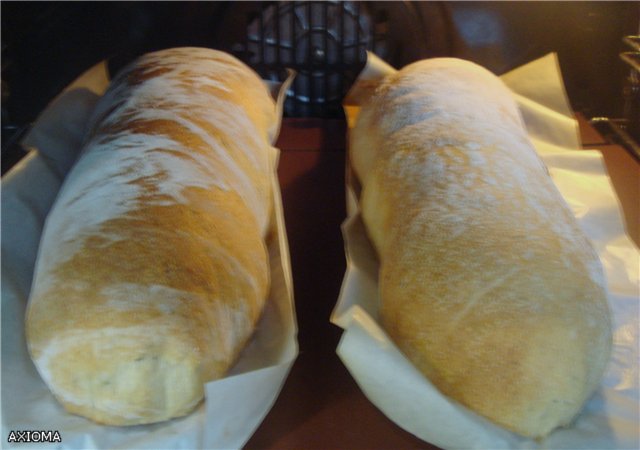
[1,1,639,166]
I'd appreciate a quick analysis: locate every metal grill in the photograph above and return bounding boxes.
[234,1,388,118]
[591,34,640,160]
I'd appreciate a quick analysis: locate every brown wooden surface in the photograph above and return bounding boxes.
[576,112,608,146]
[246,118,431,449]
[245,116,639,449]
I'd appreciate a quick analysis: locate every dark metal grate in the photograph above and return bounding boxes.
[234,1,388,118]
[590,34,640,161]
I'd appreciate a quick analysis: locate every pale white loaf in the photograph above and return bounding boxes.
[350,58,612,438]
[25,47,278,425]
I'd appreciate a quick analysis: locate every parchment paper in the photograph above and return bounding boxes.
[332,52,640,449]
[1,59,298,449]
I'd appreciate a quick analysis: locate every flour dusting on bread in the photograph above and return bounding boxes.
[351,57,612,438]
[26,48,278,425]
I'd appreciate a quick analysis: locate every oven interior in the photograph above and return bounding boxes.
[2,1,639,172]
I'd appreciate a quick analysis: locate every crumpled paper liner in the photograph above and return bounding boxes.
[1,59,298,449]
[332,52,639,449]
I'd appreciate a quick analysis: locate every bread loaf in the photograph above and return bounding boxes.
[25,47,278,425]
[350,58,612,438]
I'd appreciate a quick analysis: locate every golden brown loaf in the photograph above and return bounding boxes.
[25,48,278,425]
[350,58,612,438]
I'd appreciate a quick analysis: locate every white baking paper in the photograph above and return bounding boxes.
[333,52,640,449]
[1,59,298,449]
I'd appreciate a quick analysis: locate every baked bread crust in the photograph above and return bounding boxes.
[350,58,612,438]
[25,48,277,425]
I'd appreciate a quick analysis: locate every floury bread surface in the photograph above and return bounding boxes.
[350,58,612,438]
[25,48,278,425]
